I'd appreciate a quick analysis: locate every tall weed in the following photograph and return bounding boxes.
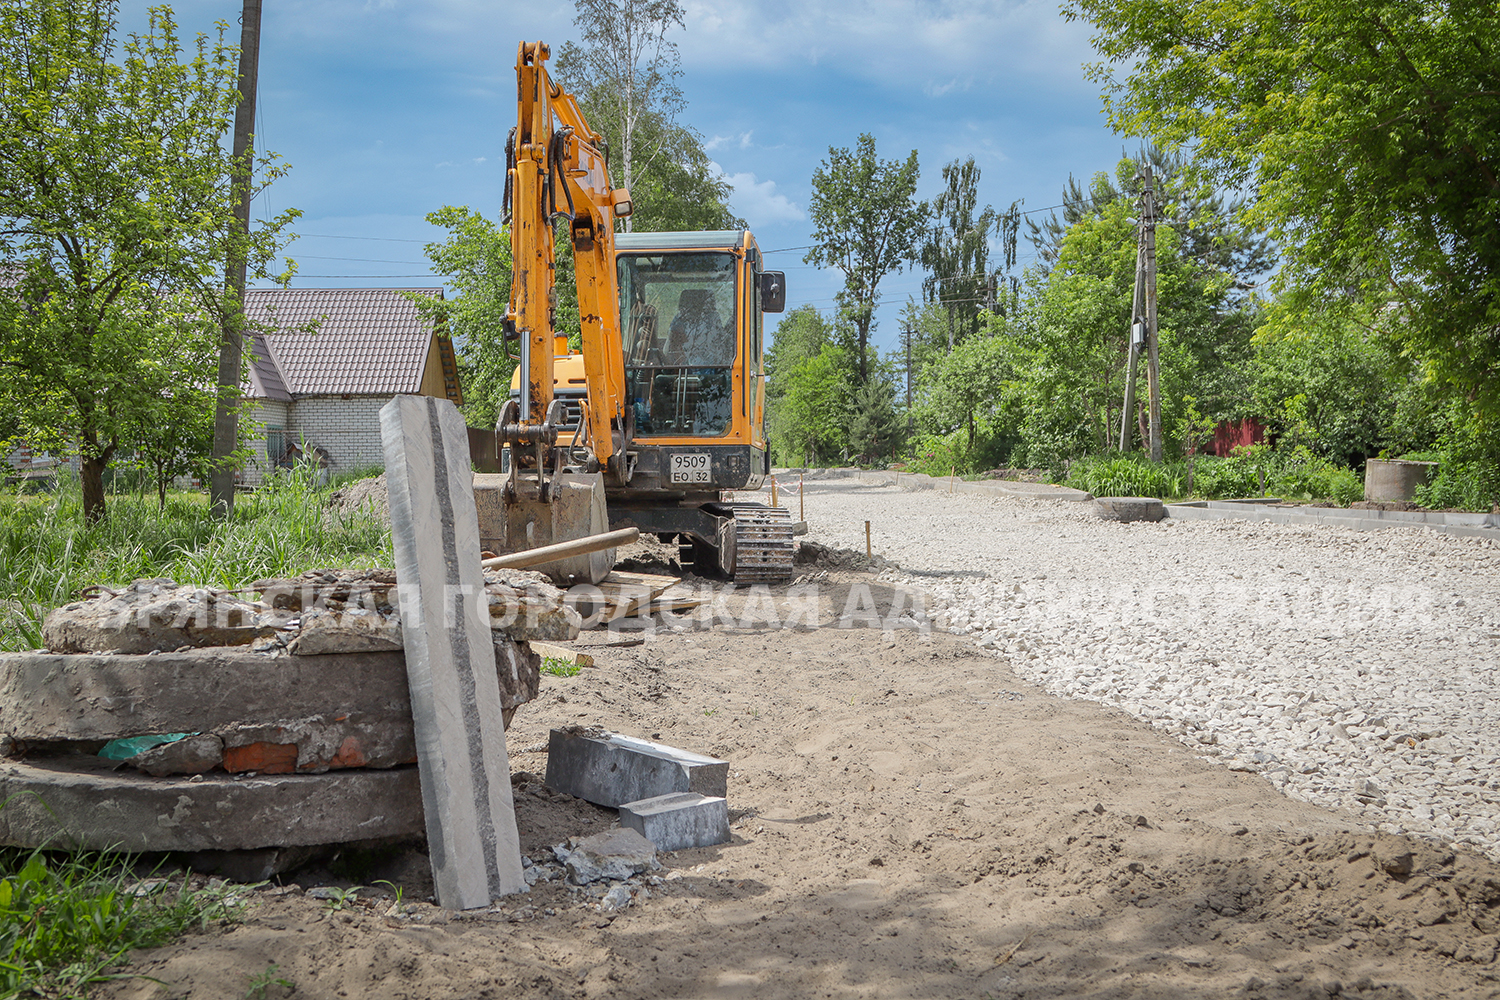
[0,846,243,997]
[0,469,390,652]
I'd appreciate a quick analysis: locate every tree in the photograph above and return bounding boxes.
[410,207,518,429]
[1026,146,1273,291]
[914,330,1011,454]
[845,374,902,465]
[805,134,925,385]
[1008,198,1220,465]
[920,157,1016,351]
[0,2,294,522]
[122,296,223,508]
[554,0,741,233]
[1065,0,1500,419]
[772,345,853,467]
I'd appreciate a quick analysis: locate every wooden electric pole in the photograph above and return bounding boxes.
[1141,164,1162,462]
[209,0,263,517]
[1118,222,1146,452]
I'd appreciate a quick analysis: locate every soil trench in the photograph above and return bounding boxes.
[103,575,1500,1000]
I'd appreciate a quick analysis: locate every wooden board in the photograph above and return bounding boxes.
[528,641,595,668]
[380,395,526,909]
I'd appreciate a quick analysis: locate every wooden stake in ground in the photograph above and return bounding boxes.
[800,472,805,521]
[865,520,872,561]
[771,476,778,508]
[380,395,526,908]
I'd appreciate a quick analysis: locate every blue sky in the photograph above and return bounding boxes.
[131,0,1133,356]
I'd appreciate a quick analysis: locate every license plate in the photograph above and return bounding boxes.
[669,452,712,484]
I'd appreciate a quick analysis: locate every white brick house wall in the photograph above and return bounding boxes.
[240,399,291,486]
[285,396,389,476]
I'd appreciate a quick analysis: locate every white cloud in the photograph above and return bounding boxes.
[473,156,487,164]
[705,130,755,152]
[714,163,803,226]
[678,0,1097,92]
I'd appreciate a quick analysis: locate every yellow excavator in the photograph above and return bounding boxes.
[473,42,792,584]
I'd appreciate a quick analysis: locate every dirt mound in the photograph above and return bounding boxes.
[328,473,389,525]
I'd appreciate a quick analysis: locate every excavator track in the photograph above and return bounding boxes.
[721,503,795,584]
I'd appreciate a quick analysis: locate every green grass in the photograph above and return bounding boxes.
[540,656,580,678]
[0,846,246,998]
[0,469,391,653]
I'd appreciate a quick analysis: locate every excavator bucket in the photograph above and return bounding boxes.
[473,471,615,586]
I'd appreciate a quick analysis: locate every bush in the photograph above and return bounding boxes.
[902,433,976,478]
[1063,448,1364,504]
[1064,454,1184,498]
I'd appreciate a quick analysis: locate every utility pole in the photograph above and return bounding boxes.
[1118,222,1146,452]
[209,0,263,517]
[902,327,914,439]
[1141,164,1162,462]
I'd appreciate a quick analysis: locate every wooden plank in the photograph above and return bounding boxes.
[380,395,526,909]
[601,570,680,593]
[528,641,595,668]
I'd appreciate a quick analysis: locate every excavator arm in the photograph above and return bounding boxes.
[504,41,631,480]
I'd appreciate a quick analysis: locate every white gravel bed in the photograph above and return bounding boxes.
[773,477,1500,860]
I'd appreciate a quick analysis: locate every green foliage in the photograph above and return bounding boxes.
[1415,410,1500,512]
[0,469,391,653]
[912,328,1012,454]
[1249,296,1423,467]
[845,375,902,466]
[541,656,582,677]
[1026,145,1273,291]
[805,134,925,383]
[1067,0,1500,421]
[409,207,521,429]
[246,963,294,1000]
[0,2,296,524]
[0,848,243,998]
[920,158,1019,348]
[1064,448,1362,504]
[768,344,854,467]
[554,0,740,232]
[902,433,983,479]
[1064,454,1182,499]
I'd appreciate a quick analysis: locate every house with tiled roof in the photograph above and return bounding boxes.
[242,287,462,483]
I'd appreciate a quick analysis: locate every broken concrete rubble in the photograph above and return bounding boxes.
[42,579,296,654]
[555,827,660,885]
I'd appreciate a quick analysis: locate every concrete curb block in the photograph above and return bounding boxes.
[1166,500,1500,542]
[772,468,1093,503]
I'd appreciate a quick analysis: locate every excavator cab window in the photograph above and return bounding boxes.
[618,252,738,437]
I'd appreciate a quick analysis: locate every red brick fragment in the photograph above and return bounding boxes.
[222,741,299,774]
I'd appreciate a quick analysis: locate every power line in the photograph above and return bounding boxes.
[295,233,429,243]
[296,254,432,264]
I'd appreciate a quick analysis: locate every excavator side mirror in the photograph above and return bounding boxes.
[759,271,786,313]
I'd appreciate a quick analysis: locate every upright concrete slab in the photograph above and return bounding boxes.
[545,729,728,807]
[618,792,730,852]
[381,395,526,908]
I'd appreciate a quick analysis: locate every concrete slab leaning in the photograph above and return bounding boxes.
[544,728,729,808]
[381,394,527,908]
[618,792,731,852]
